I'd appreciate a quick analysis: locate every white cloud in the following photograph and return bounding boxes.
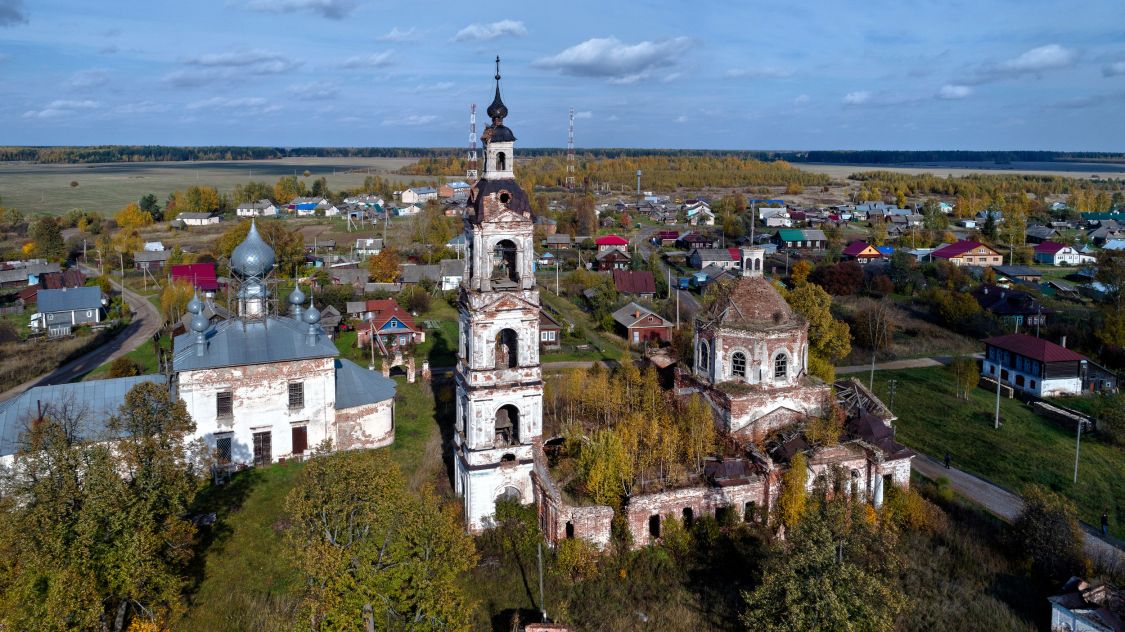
[401,81,454,93]
[843,91,871,105]
[453,19,526,42]
[23,99,99,119]
[186,97,282,115]
[115,101,169,115]
[68,68,110,89]
[166,49,300,86]
[340,51,393,69]
[574,111,593,119]
[377,26,418,42]
[382,114,438,126]
[535,36,690,83]
[724,65,793,79]
[968,44,1078,84]
[794,94,810,105]
[241,0,357,19]
[674,115,688,123]
[1103,61,1125,77]
[938,84,972,99]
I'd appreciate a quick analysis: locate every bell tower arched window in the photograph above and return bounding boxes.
[495,328,518,368]
[495,404,520,446]
[492,239,519,286]
[497,152,507,172]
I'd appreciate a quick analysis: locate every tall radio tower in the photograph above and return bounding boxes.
[466,103,478,182]
[566,108,576,190]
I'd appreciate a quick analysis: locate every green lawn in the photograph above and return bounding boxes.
[82,335,166,381]
[869,366,1125,538]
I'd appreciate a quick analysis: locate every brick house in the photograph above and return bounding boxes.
[611,302,673,345]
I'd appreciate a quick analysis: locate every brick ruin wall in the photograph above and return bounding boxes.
[624,475,779,548]
[334,398,394,451]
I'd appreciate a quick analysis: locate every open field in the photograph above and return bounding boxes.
[795,161,1125,179]
[870,366,1124,539]
[0,157,424,215]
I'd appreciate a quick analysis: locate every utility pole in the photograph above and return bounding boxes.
[1074,419,1084,483]
[994,365,1002,430]
[555,256,559,296]
[538,542,547,622]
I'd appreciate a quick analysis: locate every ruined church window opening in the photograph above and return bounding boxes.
[744,501,757,523]
[495,328,519,368]
[731,351,747,378]
[497,486,521,503]
[497,152,507,171]
[492,239,519,286]
[649,514,661,539]
[565,521,575,539]
[216,391,233,418]
[774,353,788,380]
[498,190,511,204]
[699,340,710,372]
[495,404,520,446]
[682,507,694,527]
[252,430,272,467]
[288,382,304,409]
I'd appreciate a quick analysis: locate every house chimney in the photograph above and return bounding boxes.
[1060,335,1067,348]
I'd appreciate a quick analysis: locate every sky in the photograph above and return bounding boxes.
[0,0,1123,150]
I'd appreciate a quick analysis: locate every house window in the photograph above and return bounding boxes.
[216,391,233,417]
[215,434,233,464]
[731,352,747,378]
[541,330,556,342]
[774,353,789,380]
[86,310,93,318]
[253,430,272,466]
[288,382,304,409]
[291,425,308,455]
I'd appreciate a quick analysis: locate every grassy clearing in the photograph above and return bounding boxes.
[0,326,120,392]
[82,335,166,380]
[835,295,980,364]
[869,366,1125,538]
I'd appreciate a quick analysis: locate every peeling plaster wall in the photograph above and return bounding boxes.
[456,456,535,533]
[178,357,335,463]
[335,399,394,451]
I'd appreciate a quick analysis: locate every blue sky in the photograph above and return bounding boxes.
[1,0,1123,150]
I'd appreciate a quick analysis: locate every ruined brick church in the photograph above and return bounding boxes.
[453,60,913,545]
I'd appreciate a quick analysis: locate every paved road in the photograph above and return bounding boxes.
[912,453,1124,565]
[633,224,701,316]
[0,268,163,402]
[836,357,945,374]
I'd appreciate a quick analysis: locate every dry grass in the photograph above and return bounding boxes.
[834,295,979,364]
[0,327,119,392]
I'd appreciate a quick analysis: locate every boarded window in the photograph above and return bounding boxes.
[774,353,788,379]
[291,426,308,455]
[216,391,233,417]
[253,431,272,466]
[216,435,232,464]
[288,382,304,409]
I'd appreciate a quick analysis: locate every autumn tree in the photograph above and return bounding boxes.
[138,193,162,221]
[30,215,66,261]
[366,248,401,282]
[947,355,979,399]
[776,452,808,528]
[1010,485,1086,582]
[273,175,305,204]
[853,299,896,351]
[159,278,196,325]
[810,260,864,296]
[577,429,631,506]
[782,282,851,382]
[867,221,888,246]
[232,181,272,204]
[285,449,477,630]
[411,201,455,262]
[216,219,304,277]
[790,259,813,287]
[115,202,154,230]
[172,185,221,214]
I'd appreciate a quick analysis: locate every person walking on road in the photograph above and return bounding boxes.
[944,451,951,469]
[1103,510,1111,537]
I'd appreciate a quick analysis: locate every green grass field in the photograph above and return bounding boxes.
[0,157,424,215]
[869,366,1125,538]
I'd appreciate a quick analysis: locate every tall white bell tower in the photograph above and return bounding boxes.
[452,57,544,532]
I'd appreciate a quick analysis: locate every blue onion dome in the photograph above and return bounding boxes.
[190,312,209,333]
[186,293,203,314]
[287,285,306,306]
[231,219,276,278]
[302,302,321,325]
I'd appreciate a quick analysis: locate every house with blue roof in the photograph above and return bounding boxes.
[31,286,105,337]
[400,186,438,205]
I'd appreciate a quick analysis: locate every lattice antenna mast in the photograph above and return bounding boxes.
[566,108,576,190]
[467,103,478,182]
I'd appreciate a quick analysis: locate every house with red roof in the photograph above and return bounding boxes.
[1033,241,1096,267]
[931,240,1002,267]
[982,333,1117,397]
[595,234,629,253]
[841,241,883,263]
[356,298,425,350]
[170,263,219,293]
[612,269,656,299]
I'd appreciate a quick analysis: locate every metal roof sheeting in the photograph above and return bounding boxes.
[37,286,103,314]
[334,358,396,409]
[172,315,338,372]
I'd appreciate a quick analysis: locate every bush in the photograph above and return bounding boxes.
[884,485,940,532]
[400,286,431,313]
[935,476,955,503]
[108,356,142,378]
[1010,484,1087,582]
[554,538,599,582]
[1095,394,1125,446]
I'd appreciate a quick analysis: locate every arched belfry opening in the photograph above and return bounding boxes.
[495,328,518,368]
[492,239,519,288]
[497,152,507,171]
[495,404,520,446]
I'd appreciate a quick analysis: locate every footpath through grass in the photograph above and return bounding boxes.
[869,366,1125,538]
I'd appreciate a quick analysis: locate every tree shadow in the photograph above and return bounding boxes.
[181,467,265,604]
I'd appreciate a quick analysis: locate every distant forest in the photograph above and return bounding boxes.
[1,145,1124,165]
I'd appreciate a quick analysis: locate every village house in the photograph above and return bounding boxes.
[982,333,1117,397]
[683,201,715,226]
[544,233,572,249]
[343,193,384,208]
[329,266,371,289]
[678,231,716,250]
[354,238,384,257]
[1024,225,1060,244]
[400,263,441,286]
[400,186,437,205]
[775,229,827,250]
[1034,241,1096,266]
[595,234,629,253]
[612,302,674,345]
[931,240,1003,267]
[355,298,425,349]
[993,265,1043,284]
[689,247,739,270]
[30,286,105,337]
[842,240,884,264]
[236,199,278,217]
[539,309,563,350]
[440,259,463,291]
[1048,577,1125,632]
[594,248,631,271]
[16,269,86,306]
[439,181,472,199]
[612,269,657,300]
[534,215,558,236]
[0,262,60,289]
[171,263,219,294]
[972,284,1051,329]
[133,249,171,271]
[176,212,220,227]
[653,230,679,247]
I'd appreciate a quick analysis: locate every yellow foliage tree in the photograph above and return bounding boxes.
[159,279,196,325]
[115,203,153,230]
[366,249,401,283]
[777,452,809,528]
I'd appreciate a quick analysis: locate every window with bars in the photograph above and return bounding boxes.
[288,382,304,409]
[253,431,272,466]
[731,352,747,378]
[216,391,232,417]
[215,435,232,464]
[774,353,788,379]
